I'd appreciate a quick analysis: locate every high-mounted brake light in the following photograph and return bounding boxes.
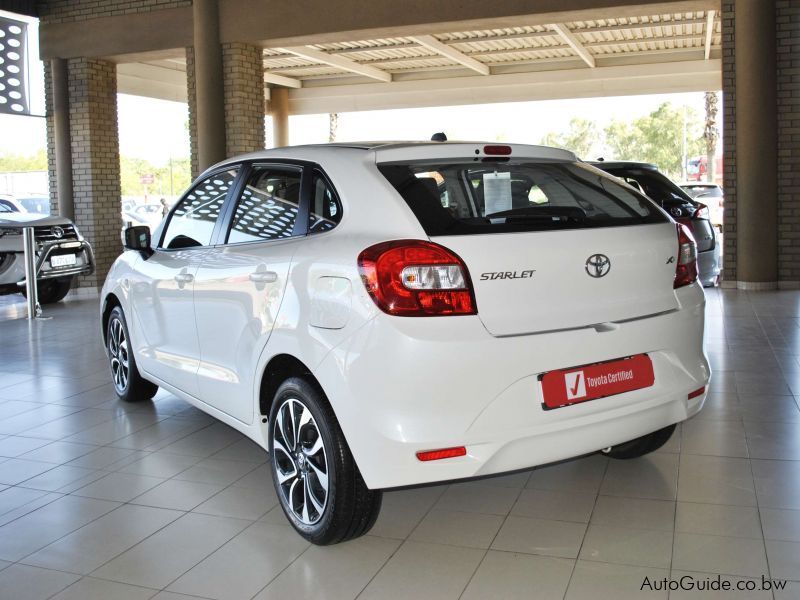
[358,240,477,316]
[674,223,698,289]
[483,145,512,156]
[416,446,466,461]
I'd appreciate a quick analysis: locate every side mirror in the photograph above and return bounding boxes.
[123,225,153,258]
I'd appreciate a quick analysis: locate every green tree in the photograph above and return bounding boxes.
[0,149,48,172]
[540,118,602,159]
[120,156,191,197]
[605,102,704,179]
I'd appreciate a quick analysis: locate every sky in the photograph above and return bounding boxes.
[1,90,710,166]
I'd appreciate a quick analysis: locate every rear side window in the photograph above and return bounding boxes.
[308,172,341,234]
[378,161,666,236]
[226,166,301,244]
[162,168,237,249]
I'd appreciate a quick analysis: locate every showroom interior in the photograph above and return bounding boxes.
[0,0,799,598]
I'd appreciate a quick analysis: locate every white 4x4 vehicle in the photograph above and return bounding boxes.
[101,142,709,544]
[0,204,95,303]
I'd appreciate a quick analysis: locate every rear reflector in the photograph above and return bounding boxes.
[483,145,512,156]
[416,446,466,461]
[688,386,705,400]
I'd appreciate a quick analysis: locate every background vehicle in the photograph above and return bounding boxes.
[0,195,27,213]
[686,155,723,185]
[102,142,709,545]
[591,161,721,287]
[14,195,51,215]
[122,202,164,231]
[0,208,95,303]
[681,182,724,229]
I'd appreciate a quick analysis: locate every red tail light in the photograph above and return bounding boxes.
[693,203,710,219]
[674,223,698,289]
[358,240,477,316]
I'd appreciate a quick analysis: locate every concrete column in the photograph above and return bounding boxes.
[51,58,74,221]
[734,0,778,289]
[222,42,266,156]
[68,58,122,291]
[271,87,289,148]
[193,0,226,171]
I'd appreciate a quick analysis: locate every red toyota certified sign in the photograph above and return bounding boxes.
[540,354,655,409]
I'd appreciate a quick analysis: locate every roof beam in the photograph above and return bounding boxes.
[704,10,715,60]
[549,23,595,68]
[408,34,490,75]
[264,72,302,88]
[279,45,391,82]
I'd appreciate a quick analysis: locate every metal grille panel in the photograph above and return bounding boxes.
[0,16,29,115]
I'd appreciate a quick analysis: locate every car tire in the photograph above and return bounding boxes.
[106,306,158,403]
[602,424,676,459]
[23,277,72,304]
[268,377,382,545]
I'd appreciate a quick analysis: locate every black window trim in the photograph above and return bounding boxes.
[212,159,343,247]
[213,161,307,248]
[157,164,244,251]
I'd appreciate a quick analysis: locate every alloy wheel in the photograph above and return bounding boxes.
[108,317,129,393]
[272,397,329,525]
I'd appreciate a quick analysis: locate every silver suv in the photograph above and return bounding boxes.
[0,204,95,303]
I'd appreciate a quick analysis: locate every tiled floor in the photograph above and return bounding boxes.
[0,289,799,599]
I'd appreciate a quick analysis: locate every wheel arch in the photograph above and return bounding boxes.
[101,292,122,345]
[259,353,327,422]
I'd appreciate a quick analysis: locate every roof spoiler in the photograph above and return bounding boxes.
[373,143,576,164]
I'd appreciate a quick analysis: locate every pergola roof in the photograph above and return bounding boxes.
[117,7,721,113]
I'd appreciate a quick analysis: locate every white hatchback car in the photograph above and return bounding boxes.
[101,142,710,544]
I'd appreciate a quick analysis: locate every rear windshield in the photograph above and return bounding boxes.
[378,161,667,236]
[600,167,695,206]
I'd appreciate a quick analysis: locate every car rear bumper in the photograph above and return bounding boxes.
[315,283,709,489]
[698,245,722,286]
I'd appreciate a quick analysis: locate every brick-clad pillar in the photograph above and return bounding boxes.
[68,58,122,291]
[222,42,265,156]
[44,61,59,217]
[721,0,737,285]
[186,46,200,180]
[777,0,800,287]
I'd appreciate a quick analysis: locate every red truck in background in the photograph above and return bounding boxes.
[687,155,723,185]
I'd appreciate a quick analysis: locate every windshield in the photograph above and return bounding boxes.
[378,161,666,236]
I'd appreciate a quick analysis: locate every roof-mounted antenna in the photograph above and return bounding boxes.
[431,132,447,142]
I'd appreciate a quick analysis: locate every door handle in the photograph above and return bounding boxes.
[174,273,194,284]
[250,271,278,284]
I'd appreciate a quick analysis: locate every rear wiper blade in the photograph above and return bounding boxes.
[484,206,588,221]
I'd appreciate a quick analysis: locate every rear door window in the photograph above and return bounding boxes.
[378,161,666,236]
[226,166,301,244]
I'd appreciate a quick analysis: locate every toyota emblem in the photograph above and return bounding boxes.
[51,226,64,239]
[670,207,683,217]
[585,254,611,278]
